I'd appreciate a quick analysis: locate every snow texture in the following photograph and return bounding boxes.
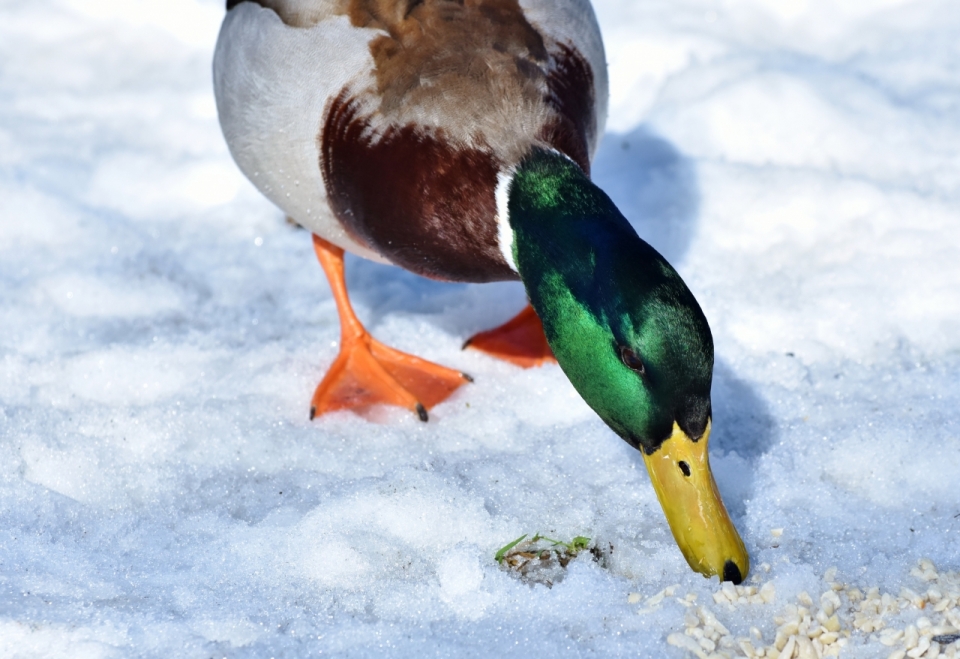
[1,0,959,657]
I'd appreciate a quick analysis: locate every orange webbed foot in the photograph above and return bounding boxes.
[311,334,471,421]
[310,234,470,422]
[463,304,556,368]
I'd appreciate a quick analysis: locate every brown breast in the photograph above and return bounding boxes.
[230,0,597,282]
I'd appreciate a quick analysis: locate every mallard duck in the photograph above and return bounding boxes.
[213,0,748,583]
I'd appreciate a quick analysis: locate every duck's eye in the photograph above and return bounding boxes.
[618,345,646,374]
[678,461,691,477]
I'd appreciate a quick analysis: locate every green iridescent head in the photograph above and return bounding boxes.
[506,147,748,583]
[507,148,713,451]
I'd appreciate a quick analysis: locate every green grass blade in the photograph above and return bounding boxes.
[494,534,528,563]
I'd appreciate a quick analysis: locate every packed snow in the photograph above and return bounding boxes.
[1,0,959,657]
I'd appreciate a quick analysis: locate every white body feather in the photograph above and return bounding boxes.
[213,0,609,264]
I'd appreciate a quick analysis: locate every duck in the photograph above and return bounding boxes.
[213,0,749,583]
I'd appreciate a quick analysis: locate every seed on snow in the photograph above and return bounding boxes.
[820,631,839,644]
[905,625,920,649]
[777,635,796,659]
[824,614,841,632]
[761,582,777,603]
[906,635,931,658]
[880,629,905,646]
[667,632,707,659]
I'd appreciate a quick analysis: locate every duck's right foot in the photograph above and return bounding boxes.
[462,304,556,368]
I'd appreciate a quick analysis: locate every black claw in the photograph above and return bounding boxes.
[415,403,429,422]
[309,406,316,421]
[461,338,473,350]
[461,372,474,383]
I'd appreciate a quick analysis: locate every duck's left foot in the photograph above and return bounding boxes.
[310,233,470,422]
[463,304,556,368]
[311,334,471,421]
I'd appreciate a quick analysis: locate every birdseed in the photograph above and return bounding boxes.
[636,559,960,658]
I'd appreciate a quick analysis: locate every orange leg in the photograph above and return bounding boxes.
[310,235,471,421]
[462,304,556,368]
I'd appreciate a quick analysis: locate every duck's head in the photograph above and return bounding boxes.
[504,147,749,583]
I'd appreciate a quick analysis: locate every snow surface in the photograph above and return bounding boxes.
[1,0,959,656]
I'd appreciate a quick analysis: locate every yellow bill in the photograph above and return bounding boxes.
[642,420,749,583]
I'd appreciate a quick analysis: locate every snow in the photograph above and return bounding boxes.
[1,0,959,657]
